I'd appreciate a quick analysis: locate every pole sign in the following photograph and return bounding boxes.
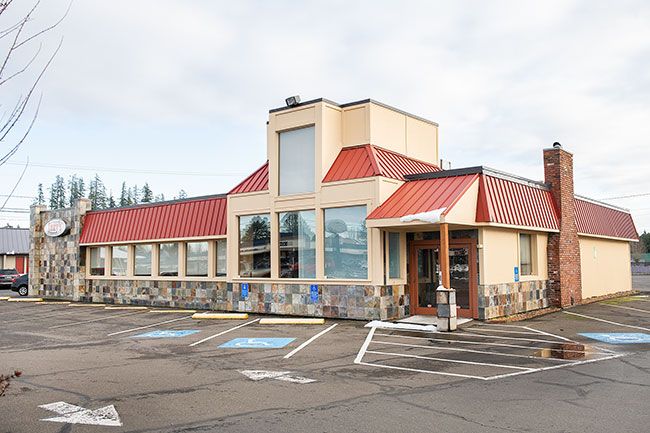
[44,218,69,237]
[514,266,519,282]
[241,282,249,299]
[310,284,319,302]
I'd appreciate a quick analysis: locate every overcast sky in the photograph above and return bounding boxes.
[1,0,649,233]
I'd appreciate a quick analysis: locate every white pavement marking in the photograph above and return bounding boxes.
[365,320,437,332]
[563,311,650,332]
[522,326,574,342]
[467,327,550,336]
[188,318,260,347]
[483,353,626,380]
[354,326,377,364]
[107,315,193,336]
[366,350,534,370]
[239,370,316,384]
[372,339,577,362]
[602,304,650,314]
[1,310,79,324]
[284,323,338,359]
[49,310,145,329]
[357,360,487,380]
[454,331,572,344]
[374,332,606,355]
[39,401,122,427]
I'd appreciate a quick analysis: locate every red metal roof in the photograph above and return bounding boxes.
[79,196,227,244]
[476,175,559,230]
[323,144,440,183]
[574,197,638,240]
[229,162,269,194]
[367,174,478,219]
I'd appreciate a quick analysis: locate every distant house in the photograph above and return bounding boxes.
[0,227,29,273]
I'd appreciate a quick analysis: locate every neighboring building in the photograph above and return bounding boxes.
[0,227,29,273]
[29,98,639,320]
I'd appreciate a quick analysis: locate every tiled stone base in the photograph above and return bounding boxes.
[83,280,410,320]
[478,280,549,319]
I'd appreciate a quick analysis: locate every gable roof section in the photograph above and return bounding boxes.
[367,174,478,220]
[0,227,29,254]
[80,195,227,244]
[574,197,638,241]
[229,162,269,194]
[323,144,440,183]
[476,174,559,230]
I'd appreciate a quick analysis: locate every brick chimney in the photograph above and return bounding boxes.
[543,143,582,307]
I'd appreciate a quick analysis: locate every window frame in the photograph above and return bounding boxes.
[158,242,180,277]
[518,232,535,277]
[323,204,369,281]
[278,125,316,197]
[134,244,153,276]
[215,239,227,277]
[89,246,107,276]
[278,209,317,279]
[387,231,402,280]
[186,241,209,277]
[238,213,272,278]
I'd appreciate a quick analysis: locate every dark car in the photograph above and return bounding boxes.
[11,274,28,297]
[0,268,20,289]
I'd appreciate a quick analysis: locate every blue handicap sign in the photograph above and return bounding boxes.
[310,284,319,302]
[241,282,249,299]
[219,337,295,349]
[579,333,650,344]
[132,330,200,338]
[514,266,519,282]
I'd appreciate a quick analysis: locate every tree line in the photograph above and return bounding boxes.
[34,174,187,210]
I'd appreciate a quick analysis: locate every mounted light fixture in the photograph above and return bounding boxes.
[285,95,301,107]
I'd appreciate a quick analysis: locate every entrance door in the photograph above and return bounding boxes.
[409,239,477,318]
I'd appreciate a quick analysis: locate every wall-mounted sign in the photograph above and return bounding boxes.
[241,282,249,299]
[44,218,69,237]
[514,266,519,282]
[310,284,319,302]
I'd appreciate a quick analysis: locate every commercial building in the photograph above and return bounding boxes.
[29,98,638,320]
[0,227,29,273]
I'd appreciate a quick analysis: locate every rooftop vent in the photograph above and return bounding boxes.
[553,142,562,149]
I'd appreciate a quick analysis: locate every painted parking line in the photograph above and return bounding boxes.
[522,326,574,342]
[365,350,535,371]
[563,311,650,332]
[602,304,650,314]
[1,309,88,324]
[451,331,575,345]
[188,318,260,347]
[107,315,193,336]
[49,310,146,329]
[284,324,338,359]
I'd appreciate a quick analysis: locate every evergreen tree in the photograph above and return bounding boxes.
[175,189,187,200]
[108,193,116,208]
[88,174,108,209]
[154,193,165,202]
[34,183,45,205]
[77,177,86,198]
[68,175,82,206]
[141,183,153,203]
[49,176,66,209]
[119,182,129,207]
[131,185,140,204]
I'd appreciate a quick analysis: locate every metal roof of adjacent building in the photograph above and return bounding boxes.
[229,162,269,194]
[0,227,29,254]
[367,173,478,219]
[323,144,440,183]
[79,195,227,244]
[575,197,638,241]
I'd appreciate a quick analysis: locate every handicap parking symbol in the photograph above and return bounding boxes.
[219,338,295,349]
[579,332,650,344]
[132,330,200,338]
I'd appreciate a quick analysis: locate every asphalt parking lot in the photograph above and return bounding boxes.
[1,295,649,433]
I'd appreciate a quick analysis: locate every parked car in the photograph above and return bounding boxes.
[11,274,28,297]
[0,268,20,289]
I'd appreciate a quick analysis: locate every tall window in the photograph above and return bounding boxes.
[279,210,316,278]
[279,126,315,195]
[216,239,227,277]
[239,214,271,277]
[111,246,128,276]
[388,232,400,279]
[186,242,208,276]
[90,247,106,276]
[159,243,179,276]
[134,244,152,276]
[324,206,368,279]
[519,233,533,276]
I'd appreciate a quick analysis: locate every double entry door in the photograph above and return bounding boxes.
[409,239,477,318]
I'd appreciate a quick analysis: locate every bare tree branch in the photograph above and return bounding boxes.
[0,42,42,87]
[0,94,41,168]
[0,157,29,213]
[14,1,72,50]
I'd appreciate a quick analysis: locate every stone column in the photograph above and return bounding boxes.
[29,204,47,296]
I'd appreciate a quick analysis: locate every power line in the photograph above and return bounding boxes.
[601,192,650,200]
[5,161,247,177]
[0,194,35,199]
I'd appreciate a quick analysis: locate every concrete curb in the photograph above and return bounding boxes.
[36,301,71,305]
[192,313,249,320]
[68,303,107,307]
[104,306,149,310]
[259,318,325,325]
[149,309,197,313]
[7,298,44,302]
[0,296,11,300]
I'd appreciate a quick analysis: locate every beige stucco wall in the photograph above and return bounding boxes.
[2,255,16,269]
[443,178,479,225]
[579,236,632,298]
[479,227,548,285]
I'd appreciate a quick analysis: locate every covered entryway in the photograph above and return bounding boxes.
[409,234,478,318]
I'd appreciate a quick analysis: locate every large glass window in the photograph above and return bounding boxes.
[90,247,106,276]
[134,244,152,276]
[324,206,368,279]
[239,214,271,277]
[216,239,227,277]
[279,210,316,278]
[159,243,179,276]
[519,233,533,276]
[111,246,128,276]
[186,242,208,276]
[388,232,400,279]
[279,126,315,196]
